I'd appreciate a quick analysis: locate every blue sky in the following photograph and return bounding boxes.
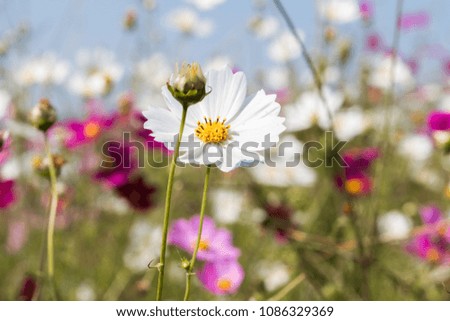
[1,0,449,80]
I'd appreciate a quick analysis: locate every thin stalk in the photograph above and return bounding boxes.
[44,135,59,300]
[369,0,404,253]
[183,165,212,301]
[273,0,333,124]
[156,106,188,301]
[268,273,305,301]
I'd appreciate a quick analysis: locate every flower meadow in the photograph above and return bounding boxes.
[0,0,449,301]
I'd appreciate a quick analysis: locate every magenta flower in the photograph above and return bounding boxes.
[168,215,241,262]
[59,112,115,149]
[115,175,157,211]
[427,111,450,132]
[0,179,16,209]
[17,275,37,301]
[0,132,11,166]
[406,206,449,265]
[359,0,374,21]
[365,33,382,52]
[335,148,379,196]
[197,260,244,295]
[398,11,430,31]
[263,203,296,242]
[93,141,136,188]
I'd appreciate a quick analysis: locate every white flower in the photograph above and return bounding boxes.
[123,219,162,272]
[333,107,369,141]
[318,0,360,24]
[166,8,214,37]
[75,282,96,301]
[135,53,172,89]
[268,30,303,63]
[143,66,285,172]
[68,48,123,98]
[0,89,11,119]
[369,54,414,90]
[257,261,290,292]
[398,134,434,163]
[284,87,343,131]
[15,53,69,86]
[249,135,317,187]
[377,211,412,241]
[248,15,279,39]
[211,188,243,224]
[185,0,225,11]
[264,66,290,90]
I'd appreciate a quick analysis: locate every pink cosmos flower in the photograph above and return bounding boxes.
[168,215,241,262]
[398,11,430,31]
[335,147,379,196]
[6,220,28,254]
[197,260,245,295]
[0,179,16,209]
[93,141,136,188]
[359,0,374,21]
[0,132,11,165]
[59,112,115,149]
[406,206,449,265]
[365,33,382,52]
[17,275,37,301]
[427,111,450,132]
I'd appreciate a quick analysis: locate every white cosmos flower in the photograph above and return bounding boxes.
[284,87,343,131]
[333,106,369,141]
[248,15,279,40]
[257,261,290,292]
[211,188,243,224]
[268,30,303,63]
[398,134,434,163]
[369,54,414,91]
[318,0,360,24]
[143,66,285,172]
[377,210,412,241]
[15,53,69,86]
[166,8,214,37]
[186,0,226,11]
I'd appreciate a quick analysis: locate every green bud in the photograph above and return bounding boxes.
[167,62,208,107]
[30,98,57,132]
[32,154,66,179]
[180,258,190,271]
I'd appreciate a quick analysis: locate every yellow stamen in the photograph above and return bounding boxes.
[83,122,101,138]
[426,248,440,262]
[217,279,232,291]
[195,116,230,143]
[345,178,363,195]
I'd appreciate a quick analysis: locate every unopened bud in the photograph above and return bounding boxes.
[180,258,190,271]
[123,9,137,30]
[338,39,352,65]
[324,26,336,43]
[117,92,134,116]
[33,154,66,179]
[29,98,57,132]
[167,62,208,107]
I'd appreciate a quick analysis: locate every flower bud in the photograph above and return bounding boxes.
[33,154,66,179]
[323,26,336,43]
[167,62,208,107]
[123,9,137,31]
[180,258,190,271]
[338,39,352,65]
[29,98,57,132]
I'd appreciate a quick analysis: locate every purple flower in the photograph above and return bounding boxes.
[115,175,156,211]
[197,260,244,295]
[93,141,136,188]
[168,215,241,262]
[359,0,374,21]
[406,206,449,265]
[427,111,450,132]
[17,276,37,300]
[263,203,295,242]
[0,179,16,209]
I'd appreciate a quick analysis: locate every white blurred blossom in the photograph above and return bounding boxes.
[369,55,414,90]
[204,55,233,72]
[135,53,171,89]
[186,0,225,11]
[284,87,343,131]
[15,53,69,86]
[268,30,303,63]
[123,219,162,272]
[257,261,290,292]
[318,0,360,24]
[264,66,290,90]
[378,210,412,241]
[211,188,243,224]
[398,134,434,163]
[166,8,214,37]
[68,48,123,98]
[248,15,279,39]
[333,107,369,141]
[75,282,96,301]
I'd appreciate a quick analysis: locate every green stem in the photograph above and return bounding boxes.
[44,135,59,300]
[184,165,212,301]
[156,106,188,301]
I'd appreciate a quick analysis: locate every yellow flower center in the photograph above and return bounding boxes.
[217,278,232,291]
[195,117,230,144]
[345,178,363,195]
[191,239,209,251]
[426,248,440,262]
[84,121,101,138]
